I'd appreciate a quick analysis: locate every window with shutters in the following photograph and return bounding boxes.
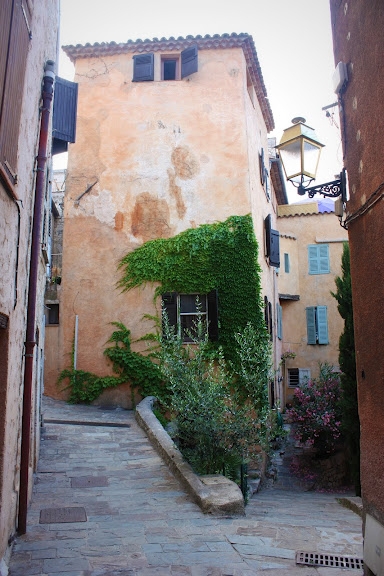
[259,148,270,201]
[0,0,33,196]
[264,214,280,268]
[133,46,198,82]
[308,244,330,275]
[52,77,78,155]
[306,306,328,345]
[288,368,311,387]
[162,290,218,343]
[264,296,273,341]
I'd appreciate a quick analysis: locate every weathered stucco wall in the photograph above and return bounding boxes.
[0,0,59,562]
[278,209,348,405]
[52,43,280,407]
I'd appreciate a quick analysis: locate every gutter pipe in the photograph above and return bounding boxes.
[18,60,55,535]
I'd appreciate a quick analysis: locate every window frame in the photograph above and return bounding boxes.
[308,244,330,275]
[161,55,180,81]
[306,305,329,345]
[288,368,311,388]
[162,290,218,343]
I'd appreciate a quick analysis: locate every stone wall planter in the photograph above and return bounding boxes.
[135,396,245,516]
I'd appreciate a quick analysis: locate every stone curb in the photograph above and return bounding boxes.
[135,396,245,516]
[337,496,363,518]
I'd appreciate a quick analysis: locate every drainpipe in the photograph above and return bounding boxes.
[18,60,55,535]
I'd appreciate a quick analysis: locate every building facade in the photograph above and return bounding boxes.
[0,0,60,566]
[45,34,287,407]
[277,200,348,406]
[330,2,384,574]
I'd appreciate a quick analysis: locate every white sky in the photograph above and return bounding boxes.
[57,0,343,201]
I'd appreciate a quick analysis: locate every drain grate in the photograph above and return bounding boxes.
[71,475,108,488]
[296,551,364,570]
[40,506,87,524]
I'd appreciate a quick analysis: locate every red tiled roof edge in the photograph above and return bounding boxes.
[62,33,274,132]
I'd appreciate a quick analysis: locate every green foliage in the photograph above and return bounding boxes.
[58,323,165,405]
[118,215,266,364]
[58,369,125,405]
[231,322,272,409]
[287,363,342,456]
[331,242,360,494]
[158,312,273,476]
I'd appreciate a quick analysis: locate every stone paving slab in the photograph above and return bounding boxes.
[8,398,364,575]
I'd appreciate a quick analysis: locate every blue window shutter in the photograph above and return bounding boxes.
[52,77,78,155]
[133,53,154,82]
[181,45,198,78]
[269,229,280,268]
[308,245,319,274]
[319,244,330,274]
[306,307,316,344]
[277,303,282,340]
[308,244,329,274]
[317,306,329,344]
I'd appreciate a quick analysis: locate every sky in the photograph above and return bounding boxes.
[57,0,343,201]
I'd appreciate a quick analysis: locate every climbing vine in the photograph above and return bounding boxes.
[59,214,270,403]
[118,214,266,365]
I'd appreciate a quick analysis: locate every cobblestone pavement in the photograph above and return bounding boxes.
[8,398,363,576]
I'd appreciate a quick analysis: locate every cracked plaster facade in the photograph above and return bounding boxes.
[45,34,286,408]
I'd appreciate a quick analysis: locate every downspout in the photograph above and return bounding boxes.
[18,60,55,535]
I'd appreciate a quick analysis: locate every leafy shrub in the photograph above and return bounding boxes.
[158,311,273,476]
[286,364,342,456]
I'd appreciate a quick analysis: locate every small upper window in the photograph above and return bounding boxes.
[132,46,198,83]
[162,56,179,81]
[284,253,290,273]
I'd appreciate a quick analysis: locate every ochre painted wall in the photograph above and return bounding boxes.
[278,207,348,405]
[49,44,281,407]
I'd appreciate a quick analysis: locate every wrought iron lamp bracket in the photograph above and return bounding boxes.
[297,169,347,202]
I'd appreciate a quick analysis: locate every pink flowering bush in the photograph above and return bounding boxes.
[287,364,342,456]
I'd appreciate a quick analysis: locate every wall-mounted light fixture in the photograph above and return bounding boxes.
[276,117,346,202]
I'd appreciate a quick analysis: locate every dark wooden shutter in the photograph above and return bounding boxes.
[306,307,316,344]
[161,292,177,337]
[0,1,13,107]
[259,148,265,185]
[269,229,280,268]
[52,77,78,155]
[181,45,198,79]
[268,301,273,341]
[264,214,271,257]
[0,0,33,194]
[132,53,154,82]
[207,289,218,342]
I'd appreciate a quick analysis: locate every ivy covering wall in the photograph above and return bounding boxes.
[60,214,269,403]
[119,214,265,363]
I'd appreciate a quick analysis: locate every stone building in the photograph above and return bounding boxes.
[277,199,348,406]
[330,2,384,574]
[45,33,288,407]
[0,0,60,566]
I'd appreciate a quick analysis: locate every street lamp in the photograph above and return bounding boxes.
[276,117,347,201]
